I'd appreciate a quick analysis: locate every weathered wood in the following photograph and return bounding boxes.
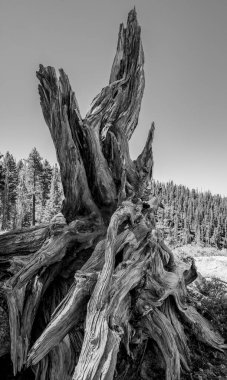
[0,8,226,380]
[27,224,145,366]
[7,218,103,289]
[72,201,145,379]
[135,122,155,189]
[1,216,105,375]
[36,8,146,223]
[108,8,145,140]
[0,224,49,258]
[37,66,100,223]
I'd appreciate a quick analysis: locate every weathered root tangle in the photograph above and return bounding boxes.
[1,199,226,379]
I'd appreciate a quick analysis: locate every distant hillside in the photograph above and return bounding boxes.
[153,180,227,249]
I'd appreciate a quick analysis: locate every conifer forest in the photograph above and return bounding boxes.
[0,150,63,230]
[0,151,226,250]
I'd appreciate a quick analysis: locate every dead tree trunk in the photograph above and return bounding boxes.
[0,9,226,380]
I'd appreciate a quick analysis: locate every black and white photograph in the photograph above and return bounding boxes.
[0,1,227,379]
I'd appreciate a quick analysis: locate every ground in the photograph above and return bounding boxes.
[172,244,227,380]
[173,244,227,282]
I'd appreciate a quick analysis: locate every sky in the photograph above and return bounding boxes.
[1,0,227,196]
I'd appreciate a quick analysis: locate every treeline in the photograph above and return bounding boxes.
[153,181,227,249]
[1,149,227,249]
[0,148,63,230]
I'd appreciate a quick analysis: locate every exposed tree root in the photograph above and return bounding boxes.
[0,8,226,380]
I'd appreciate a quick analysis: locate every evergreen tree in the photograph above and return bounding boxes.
[41,159,52,208]
[0,154,4,191]
[154,180,227,248]
[15,160,31,228]
[1,152,18,230]
[27,148,44,225]
[17,159,24,172]
[0,154,5,228]
[0,146,227,249]
[43,165,63,221]
[173,214,179,244]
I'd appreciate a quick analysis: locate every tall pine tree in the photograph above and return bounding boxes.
[43,164,63,221]
[41,159,52,208]
[27,148,43,225]
[1,152,18,230]
[0,154,4,191]
[15,160,31,228]
[0,153,5,228]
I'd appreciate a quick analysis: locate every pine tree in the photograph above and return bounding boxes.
[42,159,52,208]
[0,154,5,228]
[0,154,4,191]
[154,180,227,248]
[15,161,31,228]
[27,148,44,225]
[0,145,226,248]
[173,214,179,244]
[1,152,18,230]
[43,164,63,221]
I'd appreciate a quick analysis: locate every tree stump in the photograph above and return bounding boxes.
[0,9,226,380]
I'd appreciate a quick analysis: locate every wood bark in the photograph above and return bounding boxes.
[0,8,226,380]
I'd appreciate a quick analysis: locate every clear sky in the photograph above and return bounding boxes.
[1,0,227,196]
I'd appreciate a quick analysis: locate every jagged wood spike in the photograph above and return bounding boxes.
[109,9,145,140]
[36,65,100,223]
[135,122,155,183]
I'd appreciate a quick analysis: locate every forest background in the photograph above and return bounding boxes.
[0,149,226,250]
